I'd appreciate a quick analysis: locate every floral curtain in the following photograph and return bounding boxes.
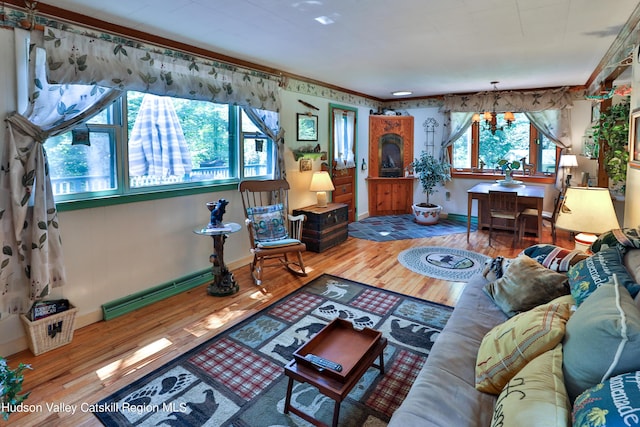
[333,110,356,169]
[0,40,121,316]
[439,87,573,165]
[242,107,285,179]
[43,27,282,112]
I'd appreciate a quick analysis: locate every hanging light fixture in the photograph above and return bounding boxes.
[472,81,515,135]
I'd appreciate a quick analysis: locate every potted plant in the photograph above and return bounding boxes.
[497,159,521,182]
[0,357,31,420]
[591,96,630,194]
[410,151,451,225]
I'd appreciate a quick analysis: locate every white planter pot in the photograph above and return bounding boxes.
[412,203,442,225]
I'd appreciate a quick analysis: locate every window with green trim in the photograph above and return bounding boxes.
[47,91,274,202]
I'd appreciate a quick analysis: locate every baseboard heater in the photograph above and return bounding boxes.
[102,269,213,320]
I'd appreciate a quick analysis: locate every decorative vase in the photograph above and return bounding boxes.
[412,203,442,225]
[504,169,513,182]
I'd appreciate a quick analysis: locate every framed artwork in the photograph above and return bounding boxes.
[297,113,318,141]
[630,108,640,167]
[299,158,312,172]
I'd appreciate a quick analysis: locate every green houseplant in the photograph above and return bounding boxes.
[0,357,31,420]
[410,151,451,225]
[591,97,630,194]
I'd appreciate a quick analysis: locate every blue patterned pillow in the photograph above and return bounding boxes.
[246,203,288,242]
[568,247,640,306]
[591,227,640,254]
[573,371,640,427]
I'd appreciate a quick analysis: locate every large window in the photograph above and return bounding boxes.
[47,91,275,201]
[452,113,558,175]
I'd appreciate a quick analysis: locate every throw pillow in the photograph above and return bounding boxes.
[625,249,640,285]
[482,256,513,282]
[475,296,573,395]
[572,371,640,427]
[490,344,570,427]
[562,283,640,402]
[567,247,640,306]
[245,203,288,242]
[590,227,640,254]
[523,244,589,272]
[483,255,570,317]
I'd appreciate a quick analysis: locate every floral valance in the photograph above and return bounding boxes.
[42,27,282,112]
[441,87,573,113]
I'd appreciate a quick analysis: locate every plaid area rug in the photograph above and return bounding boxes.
[348,214,475,242]
[94,274,452,427]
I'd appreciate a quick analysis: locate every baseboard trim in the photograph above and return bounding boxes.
[102,269,214,320]
[447,213,477,225]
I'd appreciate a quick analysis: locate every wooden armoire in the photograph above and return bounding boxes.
[367,115,415,216]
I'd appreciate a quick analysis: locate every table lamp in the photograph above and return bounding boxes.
[555,187,620,251]
[309,171,335,207]
[558,153,578,188]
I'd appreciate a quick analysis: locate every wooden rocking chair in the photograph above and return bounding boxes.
[239,179,307,286]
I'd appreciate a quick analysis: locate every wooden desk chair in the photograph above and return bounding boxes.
[519,188,565,244]
[488,190,521,247]
[239,179,307,286]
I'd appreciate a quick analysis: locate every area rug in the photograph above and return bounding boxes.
[348,214,474,242]
[398,247,490,282]
[94,274,452,427]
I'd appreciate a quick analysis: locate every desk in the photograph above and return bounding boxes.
[467,182,544,243]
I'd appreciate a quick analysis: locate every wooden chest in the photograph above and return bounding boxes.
[293,203,348,253]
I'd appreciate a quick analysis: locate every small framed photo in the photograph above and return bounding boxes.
[299,158,313,172]
[297,113,318,141]
[630,108,640,167]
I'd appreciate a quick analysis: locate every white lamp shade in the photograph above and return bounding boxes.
[558,154,578,168]
[309,171,335,192]
[555,187,620,235]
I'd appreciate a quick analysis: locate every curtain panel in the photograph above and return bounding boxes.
[242,107,285,179]
[43,27,282,112]
[333,110,356,169]
[1,40,122,315]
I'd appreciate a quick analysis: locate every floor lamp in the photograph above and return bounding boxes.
[555,187,620,251]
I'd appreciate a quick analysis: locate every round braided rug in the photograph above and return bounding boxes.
[398,246,490,282]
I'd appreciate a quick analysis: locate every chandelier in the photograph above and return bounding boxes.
[471,81,515,135]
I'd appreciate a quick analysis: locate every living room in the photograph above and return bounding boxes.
[1,1,640,425]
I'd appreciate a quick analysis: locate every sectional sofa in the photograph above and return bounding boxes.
[389,229,640,426]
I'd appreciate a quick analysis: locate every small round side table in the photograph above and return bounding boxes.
[194,222,241,296]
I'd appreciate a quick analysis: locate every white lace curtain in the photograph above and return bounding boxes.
[333,110,356,169]
[1,39,121,315]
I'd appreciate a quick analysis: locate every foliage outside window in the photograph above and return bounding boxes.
[452,113,558,175]
[46,91,274,202]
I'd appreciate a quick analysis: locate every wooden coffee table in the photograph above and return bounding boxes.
[283,318,388,427]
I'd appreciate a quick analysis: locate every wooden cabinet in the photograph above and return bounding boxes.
[292,203,348,253]
[331,169,356,223]
[367,177,415,216]
[368,115,415,216]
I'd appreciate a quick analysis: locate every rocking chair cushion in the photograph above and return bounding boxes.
[246,203,288,242]
[257,238,302,249]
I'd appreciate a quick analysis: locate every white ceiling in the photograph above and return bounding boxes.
[40,0,640,99]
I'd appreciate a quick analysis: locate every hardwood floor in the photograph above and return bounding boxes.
[3,226,574,426]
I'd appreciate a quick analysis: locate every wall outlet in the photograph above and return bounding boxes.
[445,191,451,201]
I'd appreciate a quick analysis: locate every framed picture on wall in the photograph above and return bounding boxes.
[297,113,318,141]
[299,158,312,172]
[630,108,640,167]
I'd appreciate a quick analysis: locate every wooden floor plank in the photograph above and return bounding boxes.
[2,226,574,426]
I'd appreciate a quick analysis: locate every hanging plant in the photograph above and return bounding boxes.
[591,96,630,193]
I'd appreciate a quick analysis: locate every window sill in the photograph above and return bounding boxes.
[451,170,556,185]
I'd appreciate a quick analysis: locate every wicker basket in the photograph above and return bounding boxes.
[20,305,77,355]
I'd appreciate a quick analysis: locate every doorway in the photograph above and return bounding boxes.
[328,104,357,222]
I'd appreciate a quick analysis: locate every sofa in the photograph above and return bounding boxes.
[388,229,640,427]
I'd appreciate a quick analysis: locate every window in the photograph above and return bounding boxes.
[452,113,558,175]
[47,91,275,202]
